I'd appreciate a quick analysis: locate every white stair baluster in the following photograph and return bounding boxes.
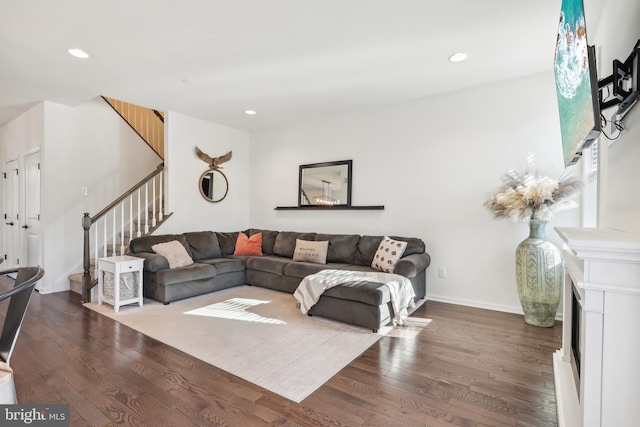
[94,224,99,280]
[129,194,133,246]
[103,216,108,258]
[158,170,163,221]
[120,202,125,255]
[152,175,157,227]
[137,189,142,238]
[112,209,116,256]
[144,183,149,234]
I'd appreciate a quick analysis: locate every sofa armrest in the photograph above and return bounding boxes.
[132,252,170,272]
[394,253,431,278]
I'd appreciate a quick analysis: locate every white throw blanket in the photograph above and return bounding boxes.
[293,269,416,327]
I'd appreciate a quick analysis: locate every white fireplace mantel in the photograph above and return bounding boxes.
[554,227,640,427]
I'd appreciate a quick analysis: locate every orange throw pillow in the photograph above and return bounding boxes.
[234,232,263,256]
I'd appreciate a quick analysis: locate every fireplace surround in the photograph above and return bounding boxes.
[554,227,640,427]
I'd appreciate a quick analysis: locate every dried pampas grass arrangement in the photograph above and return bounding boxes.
[484,153,583,222]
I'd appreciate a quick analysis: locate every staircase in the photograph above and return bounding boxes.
[102,96,164,159]
[69,97,171,301]
[70,164,171,299]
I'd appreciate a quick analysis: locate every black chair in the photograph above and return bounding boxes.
[0,267,44,404]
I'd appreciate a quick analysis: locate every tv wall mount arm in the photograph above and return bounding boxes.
[598,39,640,120]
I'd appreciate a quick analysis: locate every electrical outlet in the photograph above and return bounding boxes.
[438,267,447,278]
[81,187,88,196]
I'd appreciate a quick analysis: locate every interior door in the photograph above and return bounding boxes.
[24,151,41,272]
[3,159,20,268]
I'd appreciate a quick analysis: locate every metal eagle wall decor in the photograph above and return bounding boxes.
[194,146,232,170]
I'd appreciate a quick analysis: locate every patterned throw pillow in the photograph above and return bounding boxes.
[152,240,194,269]
[234,232,263,256]
[292,239,329,264]
[371,236,407,273]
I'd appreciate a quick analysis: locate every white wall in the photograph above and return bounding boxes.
[1,98,161,292]
[0,103,45,267]
[161,112,251,234]
[0,103,44,160]
[250,71,580,314]
[587,0,640,233]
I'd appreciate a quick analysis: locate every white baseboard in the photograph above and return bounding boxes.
[426,293,564,321]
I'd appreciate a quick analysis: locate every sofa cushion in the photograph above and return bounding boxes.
[184,231,222,261]
[198,257,246,274]
[392,235,426,257]
[133,252,169,272]
[234,232,263,256]
[246,255,291,275]
[371,236,407,273]
[273,231,316,258]
[152,240,194,269]
[293,239,328,264]
[245,229,279,255]
[337,264,379,273]
[354,235,425,266]
[283,262,350,279]
[394,253,431,279]
[354,236,383,266]
[247,270,286,292]
[315,233,360,263]
[323,281,391,306]
[156,263,217,286]
[215,232,239,256]
[130,234,189,254]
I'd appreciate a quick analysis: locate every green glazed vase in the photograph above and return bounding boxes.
[515,219,564,327]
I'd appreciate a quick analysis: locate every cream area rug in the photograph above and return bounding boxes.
[84,286,382,403]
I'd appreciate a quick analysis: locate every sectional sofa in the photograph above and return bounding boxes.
[129,229,431,331]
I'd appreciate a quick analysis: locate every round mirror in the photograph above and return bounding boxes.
[199,169,229,202]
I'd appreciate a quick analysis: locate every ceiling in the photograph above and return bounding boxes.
[0,0,569,132]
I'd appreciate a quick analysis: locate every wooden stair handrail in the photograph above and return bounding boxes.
[90,163,163,223]
[153,110,165,123]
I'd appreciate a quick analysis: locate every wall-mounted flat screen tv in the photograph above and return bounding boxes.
[554,0,601,167]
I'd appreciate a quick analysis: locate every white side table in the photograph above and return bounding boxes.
[97,255,144,312]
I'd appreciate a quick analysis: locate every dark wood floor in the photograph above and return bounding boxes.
[7,282,561,427]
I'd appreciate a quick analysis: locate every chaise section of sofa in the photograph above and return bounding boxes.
[129,228,431,330]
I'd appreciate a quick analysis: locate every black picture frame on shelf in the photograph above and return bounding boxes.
[298,160,352,208]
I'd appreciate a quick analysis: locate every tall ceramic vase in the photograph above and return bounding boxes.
[515,219,563,327]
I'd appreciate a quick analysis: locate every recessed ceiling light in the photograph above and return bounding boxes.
[68,48,90,59]
[245,110,257,115]
[448,52,468,63]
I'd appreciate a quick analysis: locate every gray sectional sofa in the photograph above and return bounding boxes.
[129,229,431,331]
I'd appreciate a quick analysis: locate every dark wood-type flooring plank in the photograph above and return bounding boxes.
[4,280,561,426]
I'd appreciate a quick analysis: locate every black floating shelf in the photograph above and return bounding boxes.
[275,205,384,210]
